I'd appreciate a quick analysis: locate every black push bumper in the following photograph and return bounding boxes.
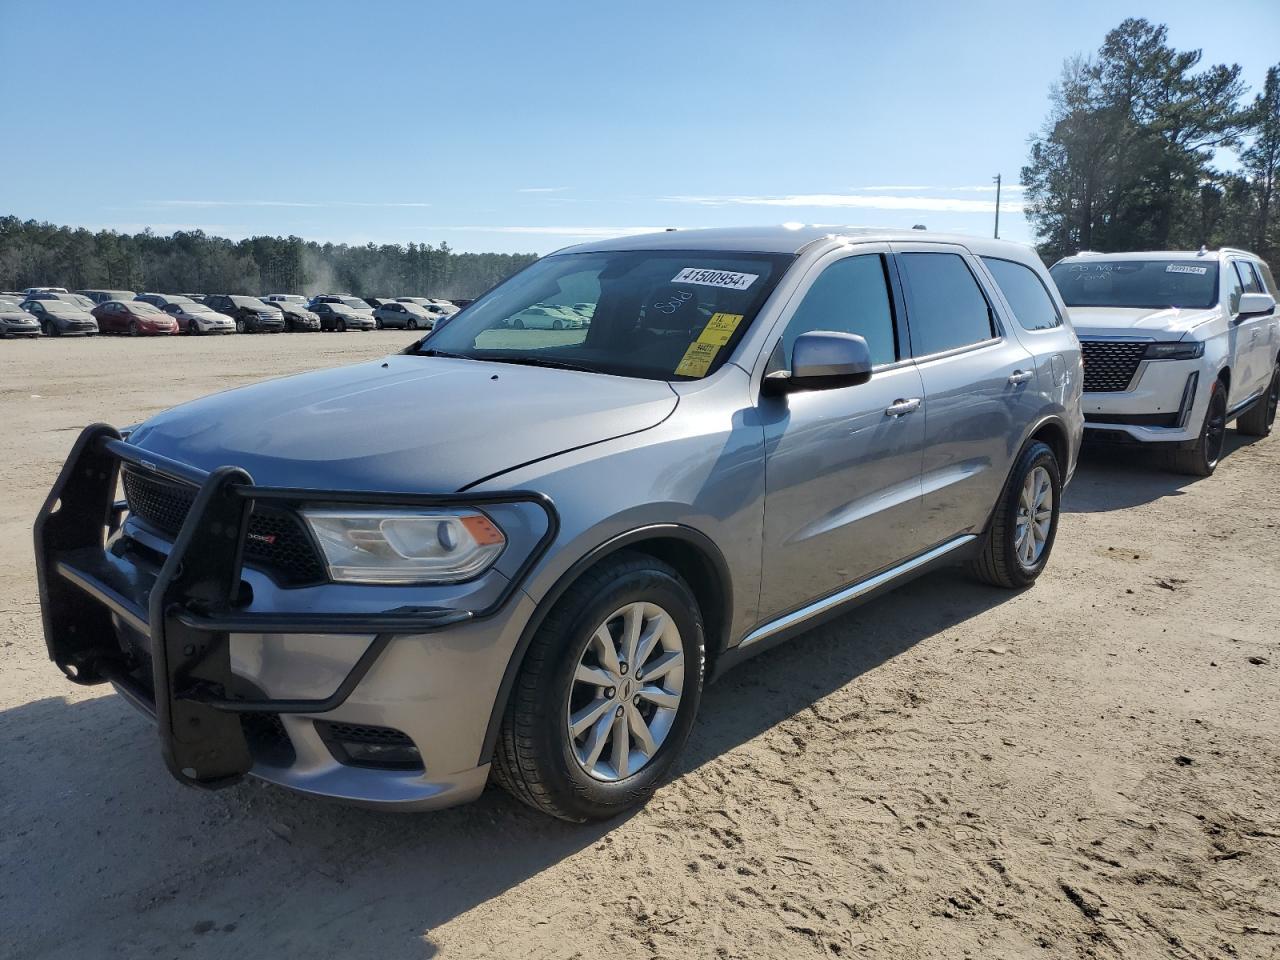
[34,423,556,790]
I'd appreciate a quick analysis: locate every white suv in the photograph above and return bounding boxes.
[1050,248,1279,475]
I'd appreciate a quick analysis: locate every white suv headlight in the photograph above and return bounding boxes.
[302,508,506,584]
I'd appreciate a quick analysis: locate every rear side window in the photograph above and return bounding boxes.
[981,257,1061,331]
[898,252,995,356]
[780,254,898,366]
[1234,260,1263,294]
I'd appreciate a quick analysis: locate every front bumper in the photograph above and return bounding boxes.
[1082,358,1205,444]
[35,425,557,808]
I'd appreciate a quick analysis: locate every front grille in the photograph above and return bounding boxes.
[122,467,326,585]
[1081,340,1147,392]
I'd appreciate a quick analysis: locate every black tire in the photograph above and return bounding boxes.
[492,552,706,822]
[1236,361,1279,438]
[552,319,563,330]
[128,320,140,338]
[970,440,1061,589]
[337,318,347,332]
[513,318,525,329]
[235,317,245,334]
[1171,377,1227,476]
[375,318,384,329]
[406,318,417,330]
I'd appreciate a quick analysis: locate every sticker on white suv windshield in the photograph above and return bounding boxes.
[672,267,759,290]
[1166,264,1208,275]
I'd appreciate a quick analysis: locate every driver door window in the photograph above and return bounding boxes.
[772,254,898,369]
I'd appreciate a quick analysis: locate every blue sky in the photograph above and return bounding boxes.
[3,0,1277,253]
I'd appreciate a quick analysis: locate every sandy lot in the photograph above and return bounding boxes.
[2,333,1278,959]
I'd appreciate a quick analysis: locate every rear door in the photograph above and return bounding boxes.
[1230,259,1273,401]
[890,243,1039,547]
[758,245,930,620]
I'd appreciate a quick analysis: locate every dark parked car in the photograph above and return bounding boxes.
[313,301,375,331]
[276,302,321,332]
[22,298,98,336]
[0,296,41,337]
[136,293,196,310]
[202,295,285,333]
[77,289,137,305]
[373,301,433,330]
[91,300,178,336]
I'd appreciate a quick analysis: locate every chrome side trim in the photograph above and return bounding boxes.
[738,534,977,649]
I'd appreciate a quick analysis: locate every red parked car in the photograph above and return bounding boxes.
[90,300,178,336]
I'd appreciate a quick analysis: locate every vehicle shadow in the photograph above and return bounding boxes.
[3,568,1014,960]
[1062,430,1262,514]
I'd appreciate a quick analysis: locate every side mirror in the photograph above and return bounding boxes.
[764,330,874,394]
[1238,291,1276,319]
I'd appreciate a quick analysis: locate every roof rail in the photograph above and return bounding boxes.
[1218,246,1253,258]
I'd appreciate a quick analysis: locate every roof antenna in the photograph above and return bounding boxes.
[1197,244,1207,256]
[912,224,927,231]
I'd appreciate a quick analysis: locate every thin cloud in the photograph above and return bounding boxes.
[662,193,1024,214]
[851,184,1026,193]
[516,187,570,194]
[150,199,432,209]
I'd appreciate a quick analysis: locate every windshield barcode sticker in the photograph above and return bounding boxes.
[1166,264,1208,275]
[672,268,759,290]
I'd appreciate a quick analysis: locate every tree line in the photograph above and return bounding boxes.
[1023,18,1279,269]
[0,218,538,300]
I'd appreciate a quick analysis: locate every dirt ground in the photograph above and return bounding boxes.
[2,333,1278,960]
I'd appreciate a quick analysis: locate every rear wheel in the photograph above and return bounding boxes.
[1236,361,1279,437]
[493,552,705,821]
[1171,378,1227,476]
[971,440,1061,589]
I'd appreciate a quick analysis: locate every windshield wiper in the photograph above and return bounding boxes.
[416,348,476,361]
[476,355,599,374]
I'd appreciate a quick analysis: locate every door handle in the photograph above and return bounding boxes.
[885,398,921,417]
[1008,369,1034,385]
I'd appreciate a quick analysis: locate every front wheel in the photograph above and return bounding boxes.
[128,320,140,337]
[1236,361,1279,438]
[235,317,245,334]
[971,440,1061,589]
[492,552,705,822]
[1171,378,1227,476]
[336,318,347,332]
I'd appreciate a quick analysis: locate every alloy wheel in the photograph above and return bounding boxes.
[567,601,685,782]
[1205,389,1227,468]
[1014,465,1053,568]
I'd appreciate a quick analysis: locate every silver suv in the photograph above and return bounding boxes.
[35,227,1083,821]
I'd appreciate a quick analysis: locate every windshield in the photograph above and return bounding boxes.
[340,297,368,310]
[130,302,164,315]
[1051,259,1220,310]
[45,302,84,315]
[417,250,792,380]
[231,296,270,309]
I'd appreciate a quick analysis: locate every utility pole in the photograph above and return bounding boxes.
[993,173,1002,239]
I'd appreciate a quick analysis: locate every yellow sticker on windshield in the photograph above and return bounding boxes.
[675,341,721,377]
[674,313,745,376]
[697,312,744,346]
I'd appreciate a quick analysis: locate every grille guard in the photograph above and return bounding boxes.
[34,423,558,790]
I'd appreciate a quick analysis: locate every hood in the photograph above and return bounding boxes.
[1068,305,1220,339]
[49,309,97,322]
[127,355,679,491]
[0,309,36,321]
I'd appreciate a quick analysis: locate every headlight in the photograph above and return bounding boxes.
[1144,341,1204,361]
[302,508,506,583]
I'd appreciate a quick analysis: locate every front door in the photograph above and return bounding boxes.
[758,248,929,621]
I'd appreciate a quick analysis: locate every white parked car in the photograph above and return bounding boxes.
[1051,248,1280,475]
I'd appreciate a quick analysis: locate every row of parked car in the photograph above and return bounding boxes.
[0,288,471,338]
